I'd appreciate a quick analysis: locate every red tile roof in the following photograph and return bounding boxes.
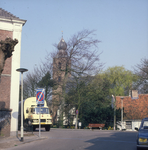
[116,94,148,120]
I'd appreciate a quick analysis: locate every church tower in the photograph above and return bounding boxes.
[53,37,68,82]
[52,37,71,124]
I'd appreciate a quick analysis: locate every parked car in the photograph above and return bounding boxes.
[135,117,148,150]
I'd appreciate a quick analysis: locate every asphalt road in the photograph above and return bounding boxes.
[8,129,138,150]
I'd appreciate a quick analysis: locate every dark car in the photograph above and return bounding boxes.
[135,117,148,150]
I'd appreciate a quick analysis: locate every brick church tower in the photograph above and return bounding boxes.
[52,37,71,124]
[0,8,26,137]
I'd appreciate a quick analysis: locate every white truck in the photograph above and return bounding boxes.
[18,97,52,131]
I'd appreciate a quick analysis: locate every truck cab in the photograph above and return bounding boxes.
[18,97,52,131]
[28,106,52,131]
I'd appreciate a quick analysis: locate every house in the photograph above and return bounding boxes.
[116,93,148,131]
[0,8,26,137]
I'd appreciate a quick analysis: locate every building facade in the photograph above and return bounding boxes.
[0,8,26,136]
[116,94,148,131]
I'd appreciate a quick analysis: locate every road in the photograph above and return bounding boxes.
[8,129,137,150]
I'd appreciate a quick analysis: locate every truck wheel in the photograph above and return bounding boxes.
[45,126,50,131]
[33,126,36,131]
[18,125,20,131]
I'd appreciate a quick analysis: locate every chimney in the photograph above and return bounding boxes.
[131,90,138,99]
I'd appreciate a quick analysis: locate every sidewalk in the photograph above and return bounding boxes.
[0,131,47,150]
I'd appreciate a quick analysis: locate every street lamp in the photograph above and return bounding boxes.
[112,95,116,130]
[16,68,28,142]
[120,97,124,130]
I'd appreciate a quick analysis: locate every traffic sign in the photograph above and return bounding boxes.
[36,89,45,105]
[76,109,78,114]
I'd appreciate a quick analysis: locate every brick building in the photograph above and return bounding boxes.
[116,94,148,131]
[0,8,26,137]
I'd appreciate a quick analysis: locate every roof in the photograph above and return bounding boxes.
[55,37,67,58]
[57,38,67,50]
[0,8,26,23]
[116,94,148,120]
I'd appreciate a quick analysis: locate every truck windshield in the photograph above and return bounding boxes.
[31,108,49,114]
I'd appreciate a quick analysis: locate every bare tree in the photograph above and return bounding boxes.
[23,59,53,102]
[134,58,148,94]
[51,29,103,125]
[23,68,40,99]
[52,29,103,77]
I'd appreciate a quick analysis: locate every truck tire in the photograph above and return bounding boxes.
[45,125,50,131]
[33,126,36,131]
[18,125,20,131]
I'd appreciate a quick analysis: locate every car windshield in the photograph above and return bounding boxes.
[31,108,49,114]
[140,120,148,129]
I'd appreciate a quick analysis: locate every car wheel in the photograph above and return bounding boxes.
[137,146,141,150]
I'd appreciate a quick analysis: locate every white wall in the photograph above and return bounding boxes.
[117,120,142,131]
[11,22,24,135]
[132,120,141,131]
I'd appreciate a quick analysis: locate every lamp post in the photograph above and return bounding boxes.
[120,97,124,130]
[112,95,116,130]
[16,68,28,142]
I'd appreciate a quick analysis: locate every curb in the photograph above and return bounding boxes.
[0,134,47,150]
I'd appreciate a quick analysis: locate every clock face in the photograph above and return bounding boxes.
[62,39,64,42]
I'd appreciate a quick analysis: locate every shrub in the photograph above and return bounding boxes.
[108,126,113,130]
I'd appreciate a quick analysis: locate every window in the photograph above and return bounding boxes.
[126,121,132,129]
[58,76,61,82]
[58,62,61,70]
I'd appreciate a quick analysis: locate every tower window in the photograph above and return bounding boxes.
[58,62,61,70]
[58,76,61,82]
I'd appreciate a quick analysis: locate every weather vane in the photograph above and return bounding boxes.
[61,31,63,38]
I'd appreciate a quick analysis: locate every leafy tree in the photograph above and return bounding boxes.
[64,76,90,126]
[65,76,90,110]
[80,103,121,128]
[95,66,138,129]
[65,74,111,127]
[65,66,136,128]
[134,58,148,94]
[38,71,56,102]
[65,75,122,128]
[101,66,138,97]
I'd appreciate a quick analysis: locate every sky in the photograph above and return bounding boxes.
[0,0,148,74]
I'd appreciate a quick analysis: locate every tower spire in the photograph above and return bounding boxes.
[61,31,63,38]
